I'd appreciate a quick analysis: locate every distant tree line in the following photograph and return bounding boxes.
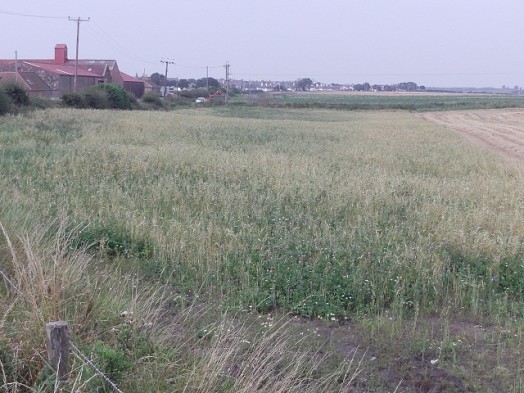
[149,73,221,90]
[353,81,425,92]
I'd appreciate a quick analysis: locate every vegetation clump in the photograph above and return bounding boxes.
[0,89,11,115]
[0,82,30,114]
[141,91,164,108]
[61,83,135,110]
[1,82,30,106]
[61,92,85,108]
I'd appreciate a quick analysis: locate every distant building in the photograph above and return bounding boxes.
[0,44,145,99]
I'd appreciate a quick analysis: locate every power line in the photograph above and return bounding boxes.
[85,22,158,66]
[175,63,222,69]
[84,23,222,73]
[0,8,67,19]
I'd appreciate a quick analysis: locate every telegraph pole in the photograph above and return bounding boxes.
[224,61,230,103]
[14,51,19,83]
[68,16,90,93]
[161,59,175,98]
[206,66,209,91]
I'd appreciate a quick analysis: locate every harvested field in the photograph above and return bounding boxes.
[421,109,524,166]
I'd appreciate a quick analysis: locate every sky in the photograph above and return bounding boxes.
[1,0,524,88]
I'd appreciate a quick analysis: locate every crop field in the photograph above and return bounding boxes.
[237,91,524,112]
[0,106,522,392]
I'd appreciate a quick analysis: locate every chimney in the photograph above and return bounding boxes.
[54,44,68,65]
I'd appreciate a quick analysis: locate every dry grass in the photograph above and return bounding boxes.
[0,220,363,392]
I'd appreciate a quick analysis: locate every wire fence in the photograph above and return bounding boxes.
[0,266,125,393]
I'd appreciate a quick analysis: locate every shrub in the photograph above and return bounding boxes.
[62,84,134,110]
[98,83,132,109]
[141,91,163,107]
[0,82,30,106]
[83,86,110,109]
[126,91,139,109]
[61,92,85,108]
[178,88,209,100]
[29,96,59,110]
[0,90,11,115]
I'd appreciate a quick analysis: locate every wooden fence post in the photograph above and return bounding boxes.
[46,321,70,382]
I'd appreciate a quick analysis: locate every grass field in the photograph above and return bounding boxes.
[0,106,522,392]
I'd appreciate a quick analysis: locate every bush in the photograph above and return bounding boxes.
[0,82,30,106]
[83,86,110,109]
[126,91,139,109]
[142,92,163,107]
[61,93,85,108]
[62,84,134,110]
[29,96,59,110]
[178,88,210,100]
[98,83,132,109]
[0,91,11,115]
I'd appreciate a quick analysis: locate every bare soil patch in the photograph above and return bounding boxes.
[420,109,524,166]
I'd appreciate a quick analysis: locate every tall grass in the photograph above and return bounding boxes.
[0,106,522,390]
[1,219,362,391]
[2,108,521,318]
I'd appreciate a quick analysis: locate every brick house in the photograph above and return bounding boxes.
[0,44,144,99]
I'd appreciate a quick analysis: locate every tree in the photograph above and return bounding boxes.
[402,82,418,91]
[296,78,313,91]
[196,77,220,89]
[177,79,189,89]
[353,82,370,92]
[150,72,165,86]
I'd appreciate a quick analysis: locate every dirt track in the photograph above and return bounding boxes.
[420,109,524,165]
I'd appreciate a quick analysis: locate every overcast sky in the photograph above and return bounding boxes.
[1,0,523,87]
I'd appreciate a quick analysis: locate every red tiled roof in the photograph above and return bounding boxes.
[0,59,113,78]
[73,62,108,76]
[0,46,138,85]
[120,72,142,83]
[23,61,101,77]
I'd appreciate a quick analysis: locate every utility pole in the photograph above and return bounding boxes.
[224,61,230,103]
[68,16,90,93]
[206,66,209,91]
[14,51,19,83]
[160,59,175,98]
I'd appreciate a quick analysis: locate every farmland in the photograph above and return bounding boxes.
[0,105,522,392]
[236,91,524,112]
